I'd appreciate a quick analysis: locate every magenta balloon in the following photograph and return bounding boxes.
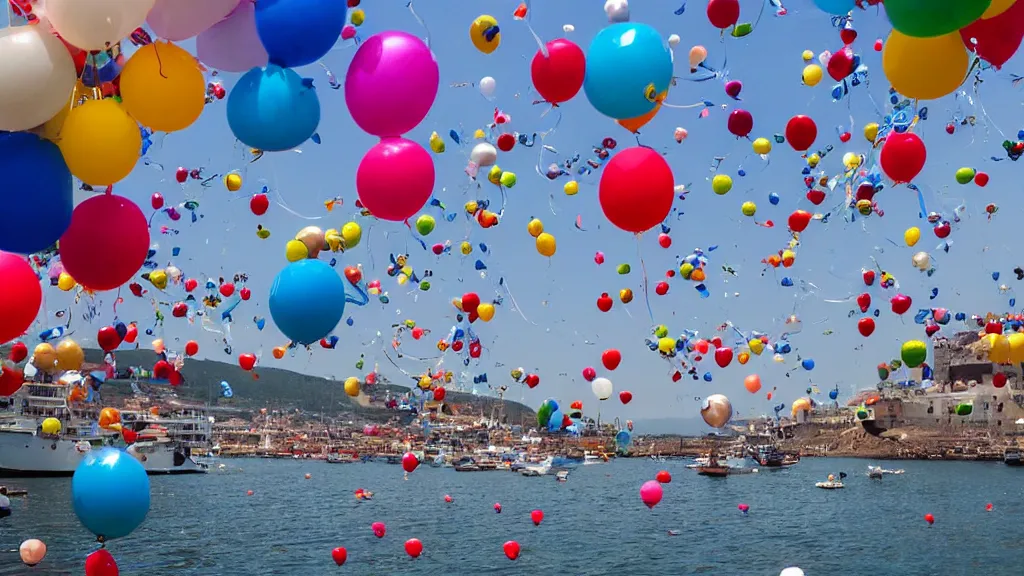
[196,1,268,72]
[147,0,241,41]
[345,31,439,137]
[640,480,663,509]
[58,194,149,292]
[0,252,41,345]
[356,138,434,222]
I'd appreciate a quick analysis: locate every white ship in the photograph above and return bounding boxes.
[0,376,209,476]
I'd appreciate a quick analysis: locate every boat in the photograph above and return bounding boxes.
[750,444,800,468]
[686,455,711,469]
[453,456,481,472]
[327,451,359,464]
[867,467,884,479]
[555,470,569,482]
[520,457,553,477]
[816,472,846,489]
[696,453,757,477]
[583,452,608,465]
[1005,447,1023,467]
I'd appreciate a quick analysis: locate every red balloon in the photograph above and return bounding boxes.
[496,133,516,152]
[710,336,723,348]
[524,373,541,388]
[597,293,613,312]
[461,292,481,315]
[8,341,28,363]
[404,538,423,558]
[707,0,740,28]
[356,138,434,222]
[250,193,269,215]
[985,321,1003,335]
[788,210,812,233]
[857,317,875,337]
[862,270,876,286]
[124,323,138,343]
[658,233,672,248]
[371,521,386,538]
[433,386,446,401]
[331,547,347,566]
[599,147,674,233]
[531,509,544,526]
[785,115,817,151]
[184,340,199,356]
[168,369,183,386]
[184,278,198,292]
[503,540,521,561]
[602,349,622,371]
[960,0,1024,70]
[619,390,633,404]
[219,283,235,297]
[59,194,149,291]
[924,513,934,525]
[857,293,871,313]
[0,366,25,397]
[655,281,669,295]
[827,47,854,81]
[85,549,119,576]
[880,132,926,183]
[655,470,672,483]
[238,353,257,371]
[890,294,912,315]
[239,287,251,301]
[726,109,753,137]
[97,326,121,352]
[531,38,586,104]
[402,451,419,473]
[714,347,733,368]
[150,193,164,210]
[994,372,1008,388]
[0,253,41,345]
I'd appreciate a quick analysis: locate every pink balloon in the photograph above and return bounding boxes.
[147,0,240,41]
[196,1,269,72]
[356,138,434,222]
[0,252,41,345]
[345,31,439,137]
[59,194,149,292]
[582,366,597,381]
[371,521,386,538]
[640,480,663,509]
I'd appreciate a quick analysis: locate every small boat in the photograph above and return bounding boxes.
[816,481,844,489]
[454,456,481,472]
[584,452,608,465]
[696,454,756,477]
[867,466,883,479]
[521,457,552,477]
[555,470,569,482]
[1005,447,1023,467]
[327,452,358,464]
[686,455,711,469]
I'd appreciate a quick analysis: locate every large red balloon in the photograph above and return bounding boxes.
[880,132,926,183]
[85,549,119,576]
[599,147,674,233]
[0,252,41,345]
[785,115,817,151]
[0,366,24,397]
[960,0,1024,70]
[707,0,740,29]
[59,194,149,292]
[531,39,586,104]
[827,47,855,81]
[727,109,753,137]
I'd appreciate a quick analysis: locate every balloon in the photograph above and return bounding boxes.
[960,0,1024,69]
[535,233,556,257]
[599,147,674,233]
[905,226,921,246]
[46,0,156,51]
[356,138,434,222]
[402,451,419,473]
[812,0,856,14]
[602,349,622,370]
[707,0,740,28]
[404,538,423,558]
[0,253,40,345]
[59,194,149,291]
[689,45,708,71]
[227,65,321,152]
[345,31,439,138]
[882,30,968,100]
[801,64,823,86]
[331,547,347,566]
[640,480,663,509]
[616,103,662,134]
[885,0,990,38]
[469,15,501,54]
[785,115,817,151]
[120,41,205,132]
[531,509,544,525]
[269,259,346,345]
[295,226,326,259]
[477,302,496,322]
[0,25,76,132]
[0,132,72,254]
[744,374,762,394]
[727,109,753,137]
[503,540,520,561]
[255,0,346,68]
[72,447,150,540]
[32,343,57,373]
[982,0,1016,17]
[19,539,46,566]
[196,1,269,72]
[701,394,733,428]
[479,76,496,98]
[901,340,928,368]
[56,339,84,371]
[531,39,587,104]
[147,0,239,41]
[880,132,926,183]
[584,23,672,120]
[592,377,613,400]
[58,99,141,185]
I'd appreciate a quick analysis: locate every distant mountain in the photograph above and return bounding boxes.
[630,417,710,436]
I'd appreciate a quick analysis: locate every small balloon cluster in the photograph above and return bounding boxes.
[284,223,362,263]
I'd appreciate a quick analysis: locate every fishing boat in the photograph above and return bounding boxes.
[696,453,752,477]
[1004,446,1023,467]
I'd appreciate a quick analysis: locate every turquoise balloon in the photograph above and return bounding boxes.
[269,259,346,345]
[227,64,321,152]
[584,23,672,120]
[72,448,150,541]
[812,0,856,14]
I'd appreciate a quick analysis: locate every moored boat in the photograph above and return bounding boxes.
[1004,447,1023,466]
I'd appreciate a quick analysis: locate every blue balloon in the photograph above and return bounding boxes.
[812,0,856,15]
[269,259,346,345]
[72,448,150,540]
[802,358,816,371]
[548,409,564,431]
[768,192,780,205]
[255,0,346,68]
[584,23,672,120]
[227,65,321,152]
[0,132,72,254]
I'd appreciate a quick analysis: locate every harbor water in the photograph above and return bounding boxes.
[2,457,1024,575]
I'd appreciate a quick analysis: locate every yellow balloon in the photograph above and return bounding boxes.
[807,153,820,168]
[1009,332,1024,364]
[470,15,500,54]
[741,201,756,217]
[904,226,921,247]
[285,239,308,262]
[863,122,879,142]
[120,41,204,132]
[477,302,496,322]
[842,152,861,170]
[418,375,432,390]
[801,50,814,62]
[32,343,57,372]
[224,173,243,192]
[657,337,675,354]
[536,232,556,257]
[341,221,362,250]
[752,137,772,155]
[527,218,544,238]
[487,165,502,185]
[748,338,764,355]
[56,339,84,371]
[712,174,732,195]
[564,181,579,196]
[802,64,823,87]
[149,269,168,290]
[882,30,968,100]
[988,333,1011,364]
[982,0,1015,18]
[460,241,473,255]
[324,229,342,252]
[41,417,62,435]
[351,8,366,25]
[57,272,76,292]
[344,377,360,397]
[58,99,141,186]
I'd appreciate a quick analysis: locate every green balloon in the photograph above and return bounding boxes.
[901,340,928,368]
[885,0,991,38]
[537,403,553,428]
[954,403,973,416]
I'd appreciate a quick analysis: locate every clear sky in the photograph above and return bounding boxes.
[30,1,1024,422]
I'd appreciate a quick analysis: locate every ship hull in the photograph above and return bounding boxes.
[0,431,207,477]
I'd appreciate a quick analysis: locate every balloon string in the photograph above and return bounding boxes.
[634,235,655,323]
[661,101,709,109]
[345,281,370,306]
[153,41,169,80]
[268,161,322,220]
[500,277,538,326]
[520,1,548,58]
[406,2,432,50]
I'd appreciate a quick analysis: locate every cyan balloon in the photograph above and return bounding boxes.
[227,65,321,152]
[0,132,72,254]
[255,0,346,68]
[812,0,856,15]
[72,448,150,541]
[584,23,672,120]
[269,259,346,345]
[547,409,564,431]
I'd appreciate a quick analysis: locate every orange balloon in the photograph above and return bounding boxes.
[616,103,662,134]
[737,351,750,365]
[744,374,762,394]
[272,346,286,359]
[98,407,121,429]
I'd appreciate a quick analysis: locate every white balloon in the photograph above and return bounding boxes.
[45,0,157,51]
[146,0,240,41]
[780,569,805,576]
[0,25,76,132]
[479,76,496,99]
[592,377,613,401]
[562,24,575,33]
[470,143,497,167]
[604,0,629,22]
[667,34,681,47]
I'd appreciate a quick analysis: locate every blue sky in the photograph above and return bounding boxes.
[30,1,1024,421]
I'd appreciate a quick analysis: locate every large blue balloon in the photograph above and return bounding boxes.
[0,132,72,254]
[812,0,857,15]
[255,0,346,68]
[269,259,346,345]
[71,448,150,541]
[584,23,673,120]
[227,65,321,152]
